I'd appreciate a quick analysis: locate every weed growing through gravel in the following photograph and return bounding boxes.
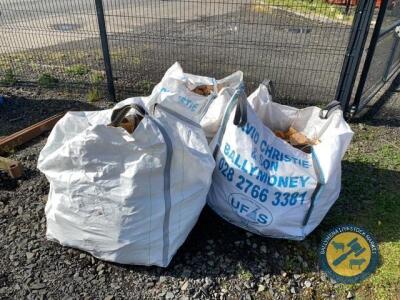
[86,71,104,102]
[1,69,17,86]
[135,79,154,95]
[66,64,89,76]
[38,73,59,88]
[90,71,104,85]
[87,89,101,103]
[237,263,254,282]
[132,57,141,66]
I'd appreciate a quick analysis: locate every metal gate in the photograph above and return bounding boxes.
[350,0,400,116]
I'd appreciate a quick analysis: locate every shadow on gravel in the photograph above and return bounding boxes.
[0,95,100,136]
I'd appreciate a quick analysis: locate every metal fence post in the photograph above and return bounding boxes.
[335,0,375,117]
[95,0,116,102]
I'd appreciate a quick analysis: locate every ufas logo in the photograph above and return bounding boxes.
[228,193,272,226]
[319,225,379,283]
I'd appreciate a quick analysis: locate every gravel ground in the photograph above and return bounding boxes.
[0,88,398,300]
[0,90,110,136]
[0,91,336,300]
[0,136,336,300]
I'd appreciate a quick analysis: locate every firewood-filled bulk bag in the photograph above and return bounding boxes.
[116,62,243,141]
[207,83,353,240]
[38,100,215,267]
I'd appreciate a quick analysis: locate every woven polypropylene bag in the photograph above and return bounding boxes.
[207,84,353,240]
[38,101,215,266]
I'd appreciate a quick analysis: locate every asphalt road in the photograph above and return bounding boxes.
[0,0,243,33]
[1,0,143,24]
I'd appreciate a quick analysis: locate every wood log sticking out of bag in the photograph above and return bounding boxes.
[110,115,143,134]
[191,84,224,96]
[274,126,319,151]
[108,105,145,134]
[191,85,214,96]
[192,83,226,96]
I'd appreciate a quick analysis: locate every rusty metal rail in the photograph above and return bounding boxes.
[0,113,65,154]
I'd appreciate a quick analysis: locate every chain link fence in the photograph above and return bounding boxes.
[0,0,361,105]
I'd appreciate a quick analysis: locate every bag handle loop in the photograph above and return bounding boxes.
[233,85,247,127]
[319,100,342,119]
[109,104,147,127]
[261,79,276,100]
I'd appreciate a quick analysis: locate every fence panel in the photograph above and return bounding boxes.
[0,0,360,105]
[0,1,104,91]
[102,0,356,104]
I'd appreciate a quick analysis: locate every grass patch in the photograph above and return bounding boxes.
[261,0,353,22]
[0,50,103,84]
[110,49,129,60]
[135,79,154,95]
[87,89,102,103]
[1,69,17,86]
[86,71,105,102]
[38,73,59,88]
[132,57,141,65]
[90,71,104,85]
[0,50,102,68]
[324,125,400,299]
[66,64,89,76]
[237,263,254,281]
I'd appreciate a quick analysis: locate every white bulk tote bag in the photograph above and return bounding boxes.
[38,101,215,266]
[207,83,353,240]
